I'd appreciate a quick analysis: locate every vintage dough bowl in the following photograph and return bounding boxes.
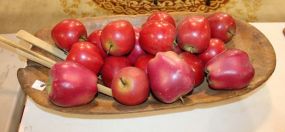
[17,12,276,116]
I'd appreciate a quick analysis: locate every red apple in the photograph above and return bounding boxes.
[206,49,255,90]
[207,12,236,42]
[198,38,226,64]
[66,41,104,75]
[87,29,108,58]
[101,20,135,56]
[134,54,154,73]
[179,52,205,87]
[101,56,132,87]
[147,11,176,27]
[111,67,149,106]
[47,61,98,107]
[139,20,176,55]
[127,27,146,65]
[51,19,87,51]
[177,16,211,53]
[148,51,194,103]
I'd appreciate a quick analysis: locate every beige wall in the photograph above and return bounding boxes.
[0,0,284,34]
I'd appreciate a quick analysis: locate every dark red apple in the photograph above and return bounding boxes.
[148,51,194,103]
[179,52,205,87]
[205,49,255,90]
[134,54,154,73]
[127,27,146,65]
[101,56,132,87]
[100,20,135,56]
[147,11,176,27]
[207,12,236,42]
[66,41,104,75]
[111,67,149,106]
[198,38,226,64]
[139,20,176,55]
[87,29,108,58]
[47,61,98,107]
[177,16,211,53]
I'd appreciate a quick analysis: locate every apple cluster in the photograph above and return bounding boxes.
[48,12,255,107]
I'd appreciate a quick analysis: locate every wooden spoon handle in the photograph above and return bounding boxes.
[0,34,113,97]
[0,35,56,67]
[16,30,67,60]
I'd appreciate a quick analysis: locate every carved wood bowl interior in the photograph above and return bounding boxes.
[17,12,276,116]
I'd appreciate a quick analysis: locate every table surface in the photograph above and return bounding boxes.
[0,34,26,132]
[3,23,284,132]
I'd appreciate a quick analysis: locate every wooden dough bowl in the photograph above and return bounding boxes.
[17,12,276,116]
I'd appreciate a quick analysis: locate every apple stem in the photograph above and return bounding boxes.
[79,35,87,42]
[120,77,127,86]
[227,28,235,41]
[205,69,211,84]
[98,74,102,81]
[183,45,197,53]
[107,44,112,55]
[173,39,178,46]
[179,96,185,104]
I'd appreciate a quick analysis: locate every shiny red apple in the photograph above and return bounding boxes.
[111,67,149,106]
[87,29,108,58]
[134,54,154,73]
[51,19,87,51]
[177,16,211,53]
[66,41,104,75]
[127,27,146,64]
[148,51,194,103]
[147,11,176,27]
[206,49,255,90]
[47,61,98,107]
[198,38,226,64]
[139,20,176,55]
[100,20,135,56]
[101,56,131,87]
[179,52,205,87]
[207,12,236,42]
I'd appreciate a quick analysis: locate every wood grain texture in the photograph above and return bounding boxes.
[17,12,276,115]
